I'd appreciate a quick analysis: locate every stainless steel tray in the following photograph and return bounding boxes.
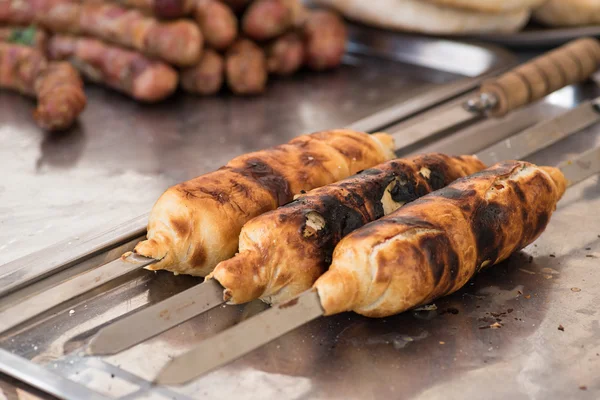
[6,25,600,400]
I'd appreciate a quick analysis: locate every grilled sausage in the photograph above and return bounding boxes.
[242,0,293,41]
[0,43,85,131]
[180,48,224,95]
[0,25,48,50]
[266,31,304,76]
[302,9,347,71]
[34,61,86,131]
[0,0,203,66]
[0,42,46,95]
[194,0,238,50]
[47,35,178,102]
[133,130,396,276]
[225,38,267,95]
[207,154,486,305]
[314,161,566,317]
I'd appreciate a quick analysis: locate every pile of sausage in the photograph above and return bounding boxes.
[0,0,348,130]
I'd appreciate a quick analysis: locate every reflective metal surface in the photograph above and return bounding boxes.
[2,26,600,400]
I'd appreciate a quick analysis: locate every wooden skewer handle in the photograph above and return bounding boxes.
[479,37,600,118]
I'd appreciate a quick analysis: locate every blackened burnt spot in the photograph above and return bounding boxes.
[386,215,437,229]
[419,234,448,286]
[426,166,447,191]
[360,168,382,176]
[509,180,526,203]
[319,194,368,238]
[236,159,291,206]
[472,201,510,265]
[306,194,368,264]
[389,173,419,204]
[533,211,550,239]
[434,187,476,200]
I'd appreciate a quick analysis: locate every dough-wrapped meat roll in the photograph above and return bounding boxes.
[207,154,486,304]
[314,161,566,317]
[0,0,203,66]
[133,130,395,276]
[0,43,85,131]
[47,35,178,102]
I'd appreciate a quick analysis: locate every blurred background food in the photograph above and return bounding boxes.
[311,0,600,35]
[2,0,600,132]
[0,0,348,130]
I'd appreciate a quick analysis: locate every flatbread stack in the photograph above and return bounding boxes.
[310,0,548,35]
[533,0,600,27]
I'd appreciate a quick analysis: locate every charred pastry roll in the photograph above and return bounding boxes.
[207,153,486,304]
[314,161,566,317]
[133,130,396,276]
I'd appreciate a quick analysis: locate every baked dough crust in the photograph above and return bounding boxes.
[133,130,395,276]
[315,161,566,317]
[207,154,485,305]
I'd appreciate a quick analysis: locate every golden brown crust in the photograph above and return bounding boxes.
[134,130,395,276]
[207,154,486,305]
[314,161,566,317]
